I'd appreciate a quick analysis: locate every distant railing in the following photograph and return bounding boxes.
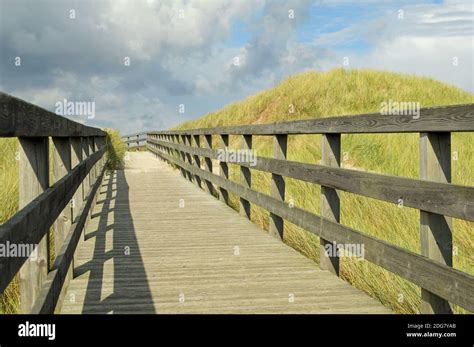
[145,103,474,313]
[122,132,147,149]
[0,92,108,313]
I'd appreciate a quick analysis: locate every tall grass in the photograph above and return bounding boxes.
[175,68,474,313]
[0,129,126,313]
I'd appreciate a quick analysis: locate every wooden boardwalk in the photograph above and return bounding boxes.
[60,152,390,314]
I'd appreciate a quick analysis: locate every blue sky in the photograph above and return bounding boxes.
[0,0,472,134]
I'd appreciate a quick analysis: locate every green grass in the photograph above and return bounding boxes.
[0,130,126,313]
[175,68,474,313]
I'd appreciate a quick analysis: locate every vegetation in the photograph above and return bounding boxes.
[175,68,474,313]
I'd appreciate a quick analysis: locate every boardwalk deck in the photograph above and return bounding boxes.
[60,152,390,314]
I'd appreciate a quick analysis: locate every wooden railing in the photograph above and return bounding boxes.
[122,132,147,149]
[145,103,474,313]
[0,92,108,313]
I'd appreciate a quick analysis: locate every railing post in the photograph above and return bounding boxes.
[81,137,90,201]
[240,135,252,219]
[320,134,340,276]
[52,137,73,259]
[18,137,49,313]
[192,135,202,188]
[184,135,194,183]
[178,135,188,178]
[269,134,287,240]
[203,134,214,194]
[70,138,83,221]
[219,134,229,205]
[420,132,453,313]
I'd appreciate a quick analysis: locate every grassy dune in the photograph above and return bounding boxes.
[175,68,474,313]
[0,129,126,313]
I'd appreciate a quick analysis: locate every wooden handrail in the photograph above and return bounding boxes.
[0,93,108,313]
[145,103,474,313]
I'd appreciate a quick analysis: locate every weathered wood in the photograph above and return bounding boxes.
[70,138,83,222]
[148,138,474,221]
[240,135,252,219]
[269,135,287,240]
[184,135,194,183]
[60,152,389,314]
[420,132,453,314]
[32,161,107,314]
[0,92,105,137]
[82,137,90,202]
[219,134,229,205]
[203,135,214,195]
[149,104,474,136]
[18,137,49,313]
[0,147,106,293]
[52,137,72,260]
[192,135,202,188]
[149,146,474,311]
[320,134,341,275]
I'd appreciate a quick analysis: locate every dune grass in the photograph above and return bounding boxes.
[175,68,474,313]
[0,129,126,313]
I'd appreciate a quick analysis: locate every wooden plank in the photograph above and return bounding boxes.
[60,152,389,314]
[149,146,474,311]
[70,138,83,222]
[18,137,49,313]
[420,132,453,313]
[32,162,107,313]
[52,137,72,259]
[148,138,474,221]
[219,134,229,205]
[203,135,214,195]
[320,134,340,275]
[192,135,202,188]
[0,92,105,137]
[269,134,287,240]
[149,104,474,136]
[240,135,252,219]
[0,147,106,294]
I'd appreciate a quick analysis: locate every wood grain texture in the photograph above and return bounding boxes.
[148,138,474,221]
[320,134,340,275]
[0,92,105,137]
[18,137,49,313]
[0,147,106,293]
[149,146,474,312]
[60,152,390,314]
[420,132,453,314]
[148,103,474,136]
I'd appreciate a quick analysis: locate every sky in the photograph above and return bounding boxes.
[0,0,472,135]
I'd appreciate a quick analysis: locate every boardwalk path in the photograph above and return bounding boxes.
[61,152,390,313]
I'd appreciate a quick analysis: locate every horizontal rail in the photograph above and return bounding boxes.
[32,161,107,314]
[0,92,106,137]
[0,146,106,293]
[148,144,474,311]
[121,132,148,139]
[148,104,474,136]
[148,138,474,221]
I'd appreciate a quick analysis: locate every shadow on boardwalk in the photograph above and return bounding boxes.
[74,170,155,313]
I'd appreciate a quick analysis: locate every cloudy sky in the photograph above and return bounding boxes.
[0,0,472,134]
